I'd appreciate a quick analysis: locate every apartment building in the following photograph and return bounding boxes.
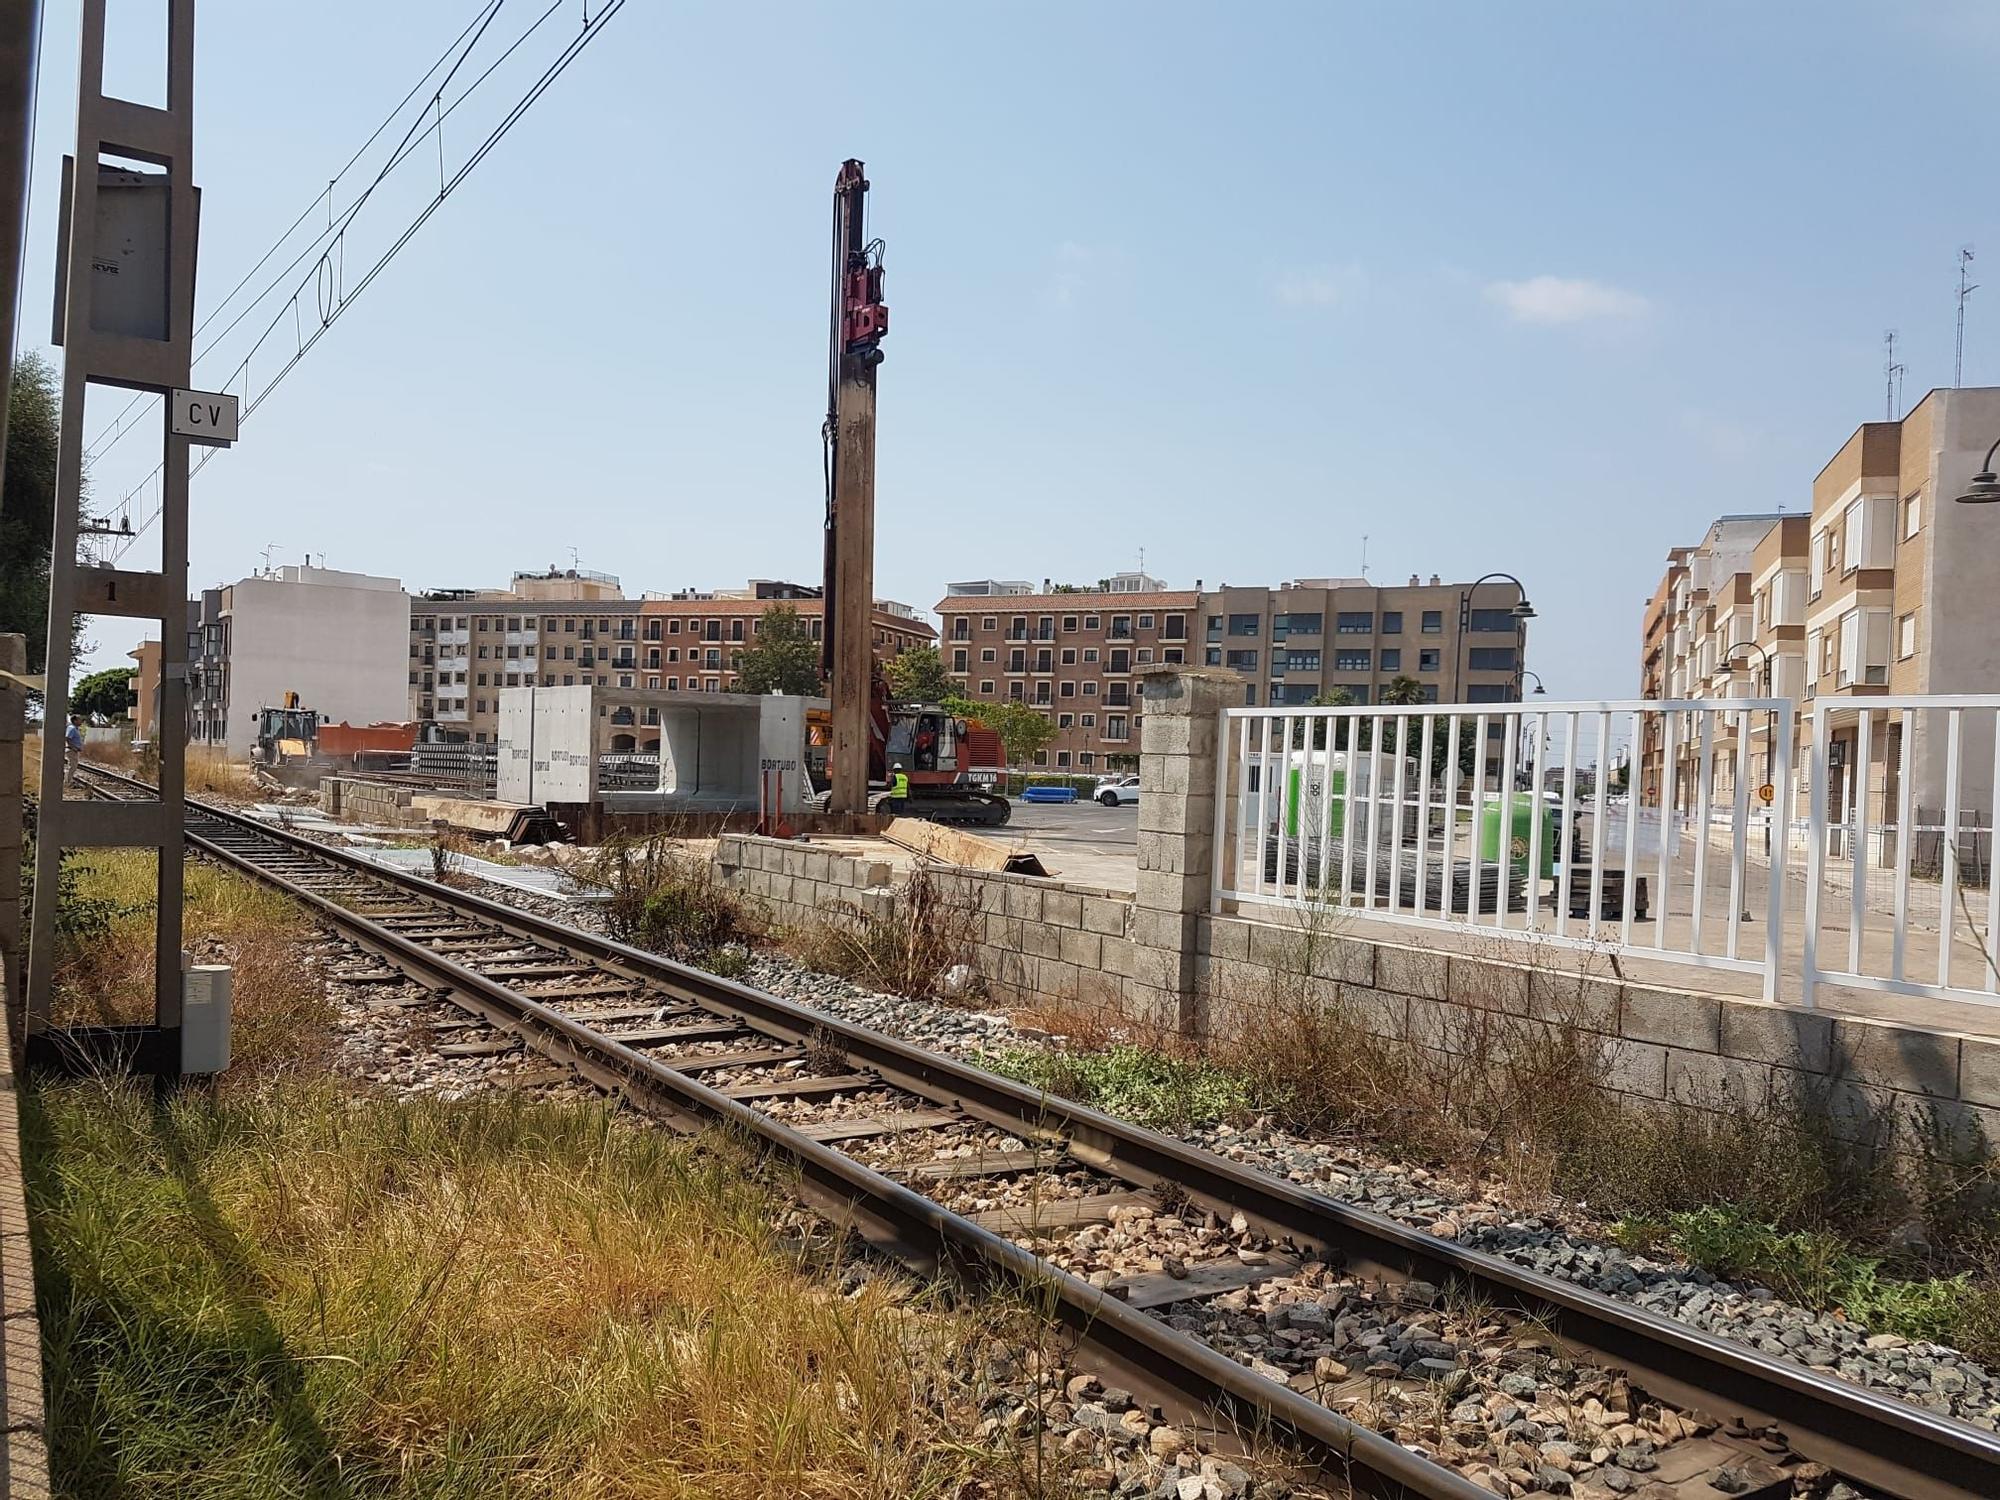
[1638,385,2000,822]
[1199,574,1529,708]
[635,584,930,693]
[1636,516,1788,803]
[935,586,1198,770]
[187,565,411,759]
[935,570,1533,772]
[1804,387,2000,823]
[411,572,932,748]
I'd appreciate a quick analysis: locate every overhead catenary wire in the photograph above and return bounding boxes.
[81,0,511,464]
[108,0,623,560]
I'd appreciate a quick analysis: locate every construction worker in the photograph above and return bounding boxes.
[890,766,910,808]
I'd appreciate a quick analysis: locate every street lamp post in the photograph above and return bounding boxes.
[1954,436,2000,504]
[1457,572,1536,789]
[1519,670,1547,789]
[1722,640,1782,858]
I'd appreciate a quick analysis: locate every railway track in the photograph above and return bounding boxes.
[71,763,2000,1500]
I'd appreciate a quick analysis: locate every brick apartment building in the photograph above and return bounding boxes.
[935,571,1533,772]
[1640,385,2000,822]
[410,571,930,746]
[936,585,1197,770]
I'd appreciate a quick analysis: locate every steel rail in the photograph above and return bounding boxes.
[110,785,1476,1500]
[86,767,2000,1500]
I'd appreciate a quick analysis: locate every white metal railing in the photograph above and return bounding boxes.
[1803,696,2000,1006]
[1214,698,1793,1002]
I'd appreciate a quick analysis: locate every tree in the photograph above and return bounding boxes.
[882,643,955,703]
[731,605,823,695]
[0,353,79,675]
[944,695,1056,768]
[1379,675,1429,706]
[71,666,134,720]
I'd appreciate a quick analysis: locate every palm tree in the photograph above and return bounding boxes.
[1379,675,1428,707]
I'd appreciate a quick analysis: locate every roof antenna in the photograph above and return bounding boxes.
[1957,246,1978,388]
[1884,330,1905,421]
[1360,533,1370,578]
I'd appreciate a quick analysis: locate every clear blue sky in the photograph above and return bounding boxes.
[22,0,2000,700]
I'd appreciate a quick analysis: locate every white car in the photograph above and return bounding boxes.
[1096,774,1139,807]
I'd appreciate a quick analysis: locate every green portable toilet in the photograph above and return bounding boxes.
[1473,795,1555,879]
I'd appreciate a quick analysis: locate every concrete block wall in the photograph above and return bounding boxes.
[714,834,1135,1004]
[1196,907,2000,1146]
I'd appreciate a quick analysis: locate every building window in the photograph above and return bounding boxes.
[1904,492,1922,540]
[1334,649,1370,672]
[953,649,969,672]
[1336,612,1372,634]
[1105,715,1129,740]
[1062,615,1078,632]
[1419,648,1440,672]
[979,680,995,695]
[1056,751,1071,768]
[646,676,660,689]
[1084,614,1099,630]
[1060,680,1076,697]
[1381,611,1403,634]
[951,618,969,640]
[1138,613,1154,630]
[1137,648,1153,664]
[1421,611,1442,634]
[1163,647,1184,663]
[1205,647,1221,666]
[1083,682,1099,696]
[476,673,488,687]
[1466,684,1509,703]
[1108,649,1130,673]
[1083,647,1099,663]
[1060,647,1077,665]
[1899,611,1917,659]
[1467,609,1517,632]
[1008,650,1026,672]
[1225,649,1258,671]
[980,647,996,662]
[1081,713,1096,728]
[1228,613,1260,636]
[1380,649,1401,671]
[1285,649,1321,672]
[1468,646,1517,670]
[1110,615,1132,639]
[981,616,996,631]
[1058,713,1074,728]
[1243,685,1258,705]
[1164,614,1185,640]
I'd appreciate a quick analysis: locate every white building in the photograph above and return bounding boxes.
[187,564,411,760]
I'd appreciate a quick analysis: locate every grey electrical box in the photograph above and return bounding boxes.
[181,964,233,1074]
[51,158,172,345]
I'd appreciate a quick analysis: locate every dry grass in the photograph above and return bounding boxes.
[577,833,756,969]
[27,1084,1077,1499]
[46,848,333,1080]
[786,862,982,1001]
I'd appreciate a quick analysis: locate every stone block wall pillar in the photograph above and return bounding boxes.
[1128,666,1239,1035]
[0,634,24,1059]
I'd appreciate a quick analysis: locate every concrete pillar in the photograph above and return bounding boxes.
[1127,666,1239,1035]
[0,634,23,1057]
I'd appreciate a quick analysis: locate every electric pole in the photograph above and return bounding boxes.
[27,0,214,1056]
[822,160,887,816]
